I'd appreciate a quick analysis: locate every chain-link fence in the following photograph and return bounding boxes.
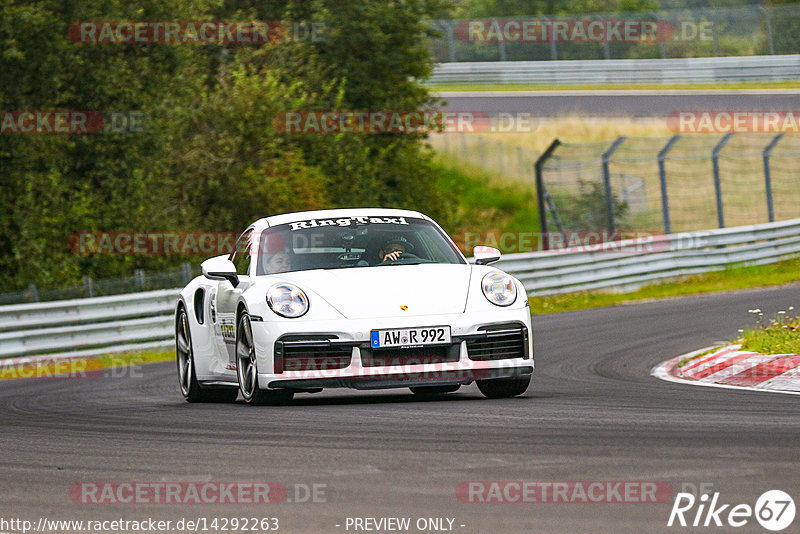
[430,4,799,63]
[0,264,198,305]
[537,134,800,238]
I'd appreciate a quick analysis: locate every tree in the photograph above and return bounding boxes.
[0,0,454,290]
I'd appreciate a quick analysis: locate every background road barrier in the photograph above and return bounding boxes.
[429,55,800,85]
[495,217,800,295]
[0,289,178,359]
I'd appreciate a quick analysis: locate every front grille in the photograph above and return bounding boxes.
[363,346,457,367]
[466,326,527,361]
[283,347,352,372]
[275,336,353,373]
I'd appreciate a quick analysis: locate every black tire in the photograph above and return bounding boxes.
[476,375,531,399]
[176,307,238,403]
[236,313,295,406]
[409,384,461,395]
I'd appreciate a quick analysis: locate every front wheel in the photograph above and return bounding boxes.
[476,375,531,399]
[236,313,294,406]
[176,307,238,403]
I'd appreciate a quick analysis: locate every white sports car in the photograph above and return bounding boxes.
[175,208,533,405]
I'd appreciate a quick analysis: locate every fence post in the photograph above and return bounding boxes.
[134,269,145,290]
[493,19,507,61]
[657,135,680,234]
[182,263,193,284]
[650,11,667,58]
[82,276,94,298]
[759,7,775,55]
[535,139,562,251]
[707,9,721,56]
[542,16,558,60]
[594,14,611,59]
[443,20,457,62]
[711,133,733,228]
[602,137,627,234]
[762,133,784,223]
[28,283,39,303]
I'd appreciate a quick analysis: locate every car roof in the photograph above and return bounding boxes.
[256,208,428,228]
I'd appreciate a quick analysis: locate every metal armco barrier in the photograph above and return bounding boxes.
[495,217,800,295]
[0,289,178,359]
[2,216,800,358]
[429,55,800,84]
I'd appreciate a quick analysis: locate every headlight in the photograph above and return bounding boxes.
[481,272,517,307]
[266,283,309,318]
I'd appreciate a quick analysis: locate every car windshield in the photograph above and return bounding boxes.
[254,216,465,275]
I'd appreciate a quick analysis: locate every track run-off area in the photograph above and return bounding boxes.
[2,284,800,533]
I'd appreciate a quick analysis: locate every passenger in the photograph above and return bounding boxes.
[264,250,292,274]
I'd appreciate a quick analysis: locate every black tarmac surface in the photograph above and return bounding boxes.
[2,285,800,533]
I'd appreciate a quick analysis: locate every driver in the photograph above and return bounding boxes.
[379,236,415,263]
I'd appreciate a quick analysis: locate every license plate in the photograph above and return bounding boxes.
[371,326,451,349]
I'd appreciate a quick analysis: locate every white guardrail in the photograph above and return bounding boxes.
[0,289,177,360]
[429,54,800,84]
[2,217,800,359]
[496,217,800,295]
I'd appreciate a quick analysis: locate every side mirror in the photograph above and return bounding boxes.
[201,255,239,287]
[473,245,501,265]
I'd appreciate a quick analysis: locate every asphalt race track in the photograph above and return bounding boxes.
[2,285,800,533]
[437,90,800,117]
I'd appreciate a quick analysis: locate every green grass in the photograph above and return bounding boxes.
[0,349,174,379]
[430,154,539,254]
[428,81,800,92]
[529,255,800,315]
[740,311,800,355]
[94,349,174,367]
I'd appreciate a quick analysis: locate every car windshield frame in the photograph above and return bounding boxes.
[254,216,465,275]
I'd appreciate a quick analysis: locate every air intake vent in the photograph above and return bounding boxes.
[275,336,354,373]
[466,325,527,361]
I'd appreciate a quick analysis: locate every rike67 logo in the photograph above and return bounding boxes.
[668,490,795,531]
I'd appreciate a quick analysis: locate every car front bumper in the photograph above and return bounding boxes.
[251,307,534,391]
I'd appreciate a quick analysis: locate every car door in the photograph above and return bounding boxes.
[215,227,254,371]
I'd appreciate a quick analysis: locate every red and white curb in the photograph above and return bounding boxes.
[652,344,800,396]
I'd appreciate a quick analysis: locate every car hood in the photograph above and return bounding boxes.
[279,264,472,319]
